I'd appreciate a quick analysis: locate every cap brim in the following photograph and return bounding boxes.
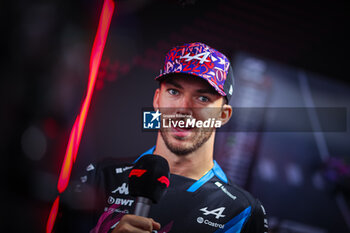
[155,71,226,97]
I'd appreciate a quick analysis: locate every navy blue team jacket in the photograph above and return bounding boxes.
[56,146,268,233]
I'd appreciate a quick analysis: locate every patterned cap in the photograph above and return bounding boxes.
[156,42,234,102]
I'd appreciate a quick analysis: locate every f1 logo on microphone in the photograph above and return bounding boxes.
[129,169,147,177]
[157,176,170,188]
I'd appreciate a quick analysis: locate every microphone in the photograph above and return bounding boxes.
[128,154,170,217]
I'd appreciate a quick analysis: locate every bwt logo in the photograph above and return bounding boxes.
[143,110,161,129]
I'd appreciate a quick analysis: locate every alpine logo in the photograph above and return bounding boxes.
[180,51,211,64]
[200,207,226,219]
[112,183,129,195]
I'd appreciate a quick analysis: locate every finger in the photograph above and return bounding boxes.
[150,218,161,230]
[123,215,154,231]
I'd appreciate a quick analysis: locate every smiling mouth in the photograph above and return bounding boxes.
[171,126,193,138]
[168,118,195,137]
[173,125,193,131]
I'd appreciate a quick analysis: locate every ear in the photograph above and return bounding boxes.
[153,88,160,109]
[219,104,232,126]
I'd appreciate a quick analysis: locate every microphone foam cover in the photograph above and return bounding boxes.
[128,154,170,203]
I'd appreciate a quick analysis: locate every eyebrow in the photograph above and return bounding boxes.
[165,79,183,89]
[165,79,218,95]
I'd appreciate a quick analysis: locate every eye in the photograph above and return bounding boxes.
[168,89,179,96]
[198,96,210,102]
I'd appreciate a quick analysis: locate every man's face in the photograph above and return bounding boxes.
[153,75,230,156]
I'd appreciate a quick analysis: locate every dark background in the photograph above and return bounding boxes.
[2,0,349,232]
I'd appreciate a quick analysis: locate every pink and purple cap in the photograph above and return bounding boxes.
[155,42,234,102]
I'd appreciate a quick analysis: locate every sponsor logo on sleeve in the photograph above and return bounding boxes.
[74,184,82,192]
[215,181,236,200]
[261,205,268,229]
[115,168,123,174]
[80,175,87,183]
[86,164,95,171]
[111,183,129,195]
[115,166,133,174]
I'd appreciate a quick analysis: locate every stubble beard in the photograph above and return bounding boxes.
[160,128,214,156]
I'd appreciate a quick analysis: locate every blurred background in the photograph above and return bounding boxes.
[2,0,350,232]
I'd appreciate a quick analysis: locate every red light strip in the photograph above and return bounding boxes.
[46,0,115,232]
[46,196,60,233]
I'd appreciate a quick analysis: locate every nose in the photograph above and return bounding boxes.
[175,95,193,116]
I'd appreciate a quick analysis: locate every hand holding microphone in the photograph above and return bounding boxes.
[112,154,170,233]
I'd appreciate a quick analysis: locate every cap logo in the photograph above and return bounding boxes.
[180,51,211,64]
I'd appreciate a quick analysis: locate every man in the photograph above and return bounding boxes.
[57,42,268,233]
